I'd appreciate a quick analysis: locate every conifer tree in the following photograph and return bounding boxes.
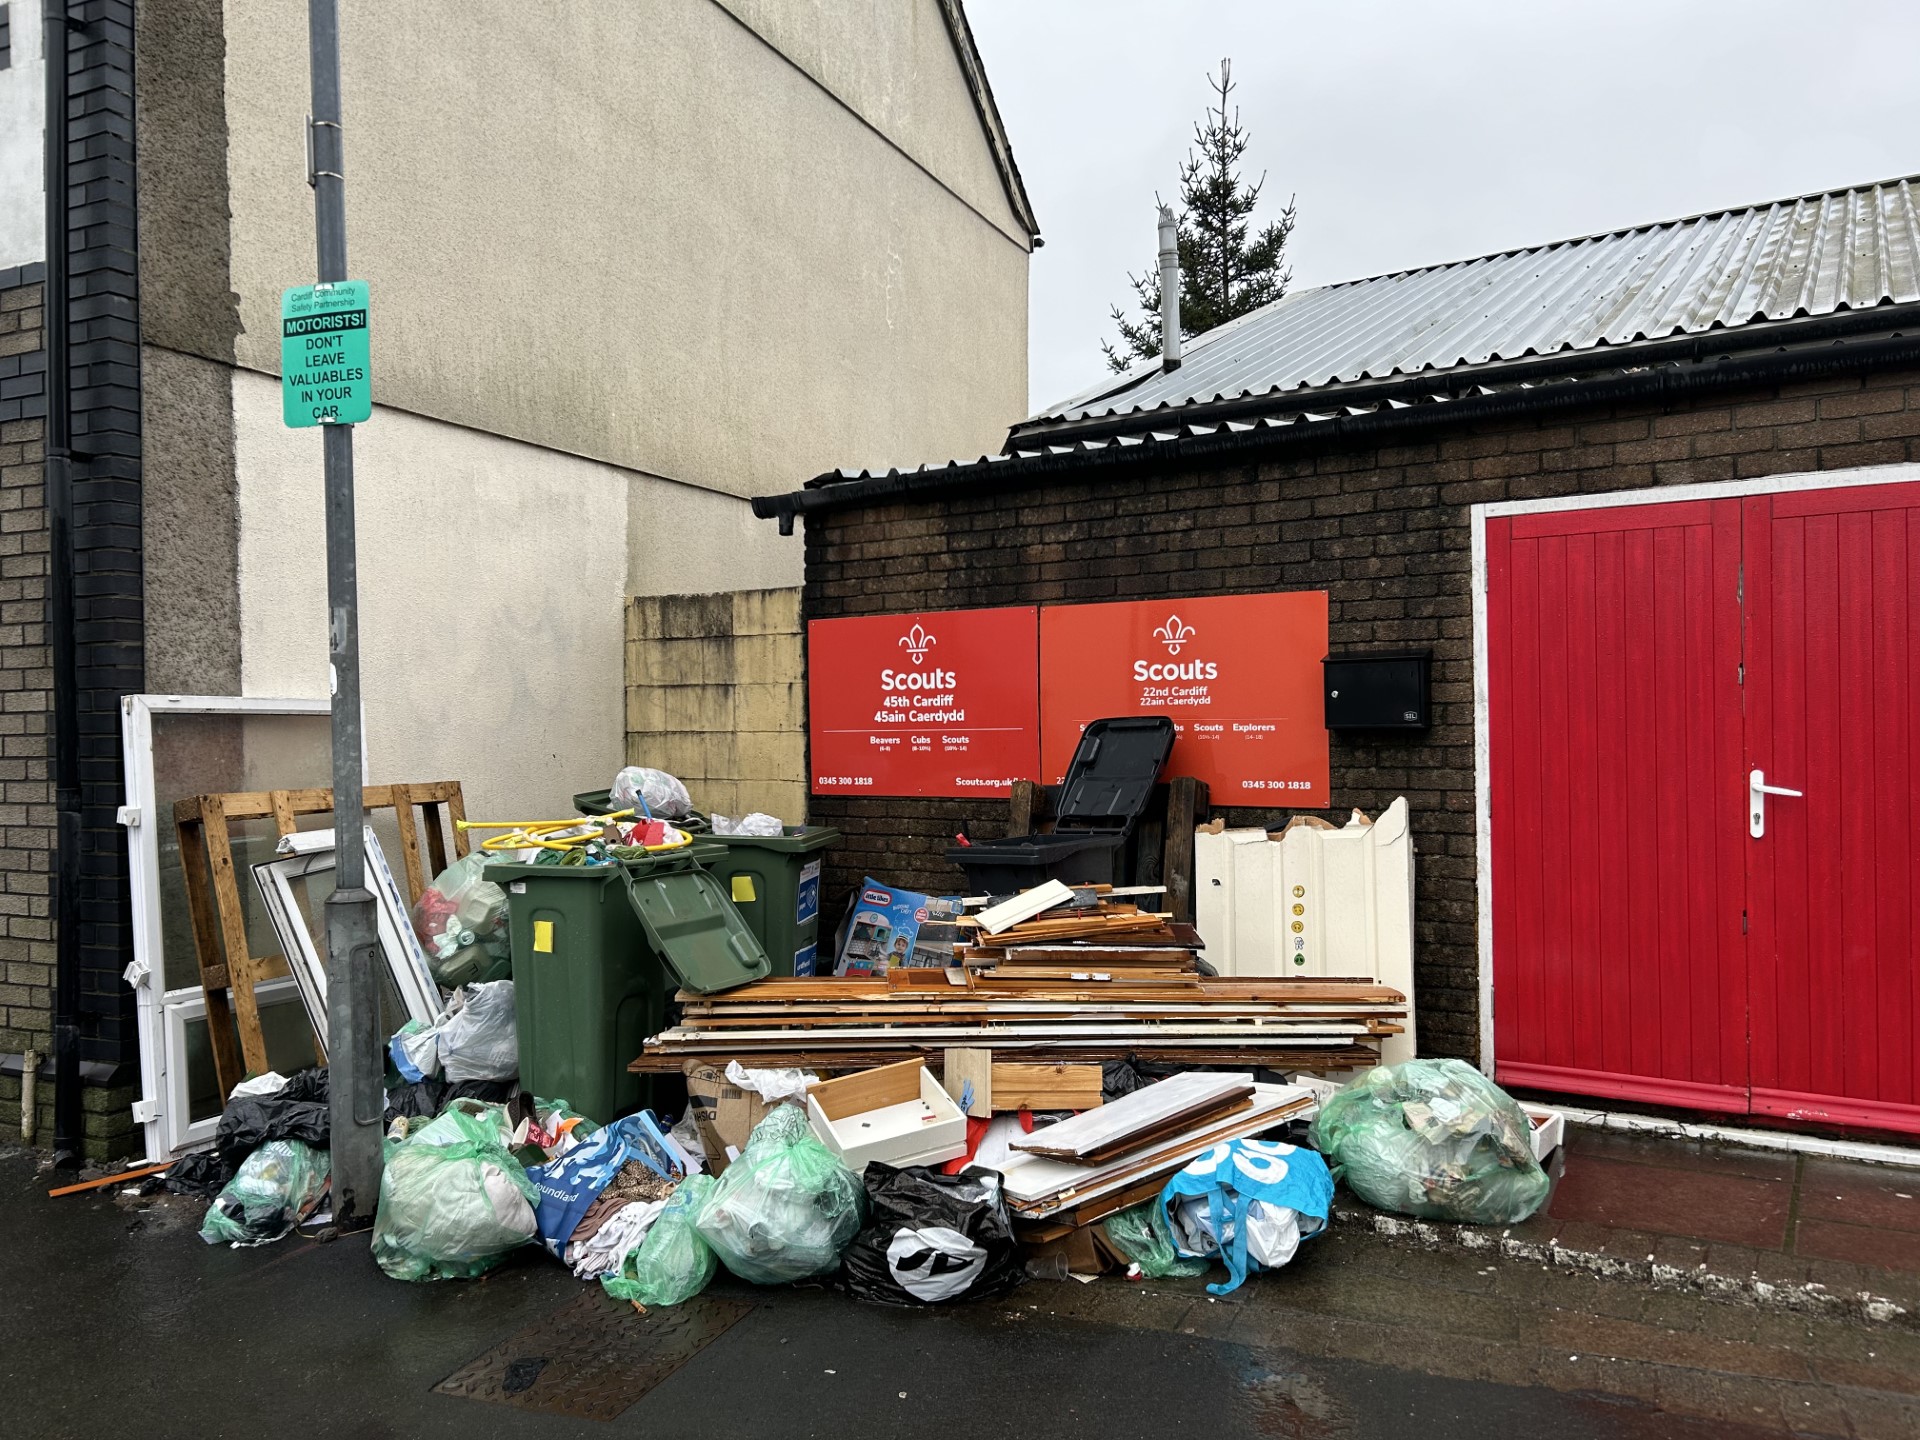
[1103,59,1297,372]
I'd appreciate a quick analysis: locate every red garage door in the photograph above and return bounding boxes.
[1487,480,1920,1136]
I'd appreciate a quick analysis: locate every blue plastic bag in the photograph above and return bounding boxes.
[1158,1139,1333,1296]
[525,1111,685,1258]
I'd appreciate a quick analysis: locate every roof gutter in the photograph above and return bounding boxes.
[752,326,1920,532]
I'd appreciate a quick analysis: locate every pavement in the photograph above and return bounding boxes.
[1328,1124,1920,1331]
[7,1135,1920,1440]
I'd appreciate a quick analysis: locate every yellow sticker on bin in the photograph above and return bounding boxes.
[731,875,757,903]
[533,919,554,953]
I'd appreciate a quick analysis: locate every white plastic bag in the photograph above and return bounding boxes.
[723,1060,818,1105]
[611,766,692,820]
[435,980,518,1082]
[1169,1194,1306,1271]
[711,812,784,837]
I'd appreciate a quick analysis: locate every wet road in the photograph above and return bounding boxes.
[4,1150,1911,1439]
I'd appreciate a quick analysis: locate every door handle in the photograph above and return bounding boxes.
[1748,768,1803,839]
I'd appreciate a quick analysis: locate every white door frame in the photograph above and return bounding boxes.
[119,694,340,1160]
[1469,460,1920,1077]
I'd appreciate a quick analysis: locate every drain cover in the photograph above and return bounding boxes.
[436,1291,754,1421]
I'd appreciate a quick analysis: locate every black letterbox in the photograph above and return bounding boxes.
[1323,649,1432,730]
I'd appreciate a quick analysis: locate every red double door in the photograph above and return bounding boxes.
[1487,480,1920,1135]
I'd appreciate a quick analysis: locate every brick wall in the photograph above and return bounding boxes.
[0,263,54,1144]
[626,589,806,823]
[800,364,1920,1060]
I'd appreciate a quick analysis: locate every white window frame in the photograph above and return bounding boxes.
[1469,461,1920,1078]
[120,694,348,1161]
[251,826,442,1055]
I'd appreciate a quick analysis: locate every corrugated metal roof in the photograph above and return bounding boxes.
[1036,173,1920,428]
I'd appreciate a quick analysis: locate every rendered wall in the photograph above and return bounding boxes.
[0,0,43,270]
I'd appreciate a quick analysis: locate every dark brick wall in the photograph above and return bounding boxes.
[0,264,55,1146]
[801,364,1920,1061]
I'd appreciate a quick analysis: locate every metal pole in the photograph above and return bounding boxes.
[308,0,380,1227]
[44,0,83,1169]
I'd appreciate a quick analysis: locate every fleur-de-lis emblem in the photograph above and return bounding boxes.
[900,624,935,663]
[1154,615,1196,655]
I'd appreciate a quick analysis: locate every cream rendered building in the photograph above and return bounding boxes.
[137,0,1038,821]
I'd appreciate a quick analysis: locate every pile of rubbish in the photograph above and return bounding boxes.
[151,792,1555,1305]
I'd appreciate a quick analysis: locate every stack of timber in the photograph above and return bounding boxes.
[997,1071,1319,1233]
[631,968,1406,1073]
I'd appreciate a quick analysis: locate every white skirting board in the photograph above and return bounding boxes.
[1195,797,1417,1065]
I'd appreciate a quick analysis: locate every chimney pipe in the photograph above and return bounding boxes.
[1157,203,1181,372]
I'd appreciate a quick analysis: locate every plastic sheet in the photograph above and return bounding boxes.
[611,766,692,820]
[693,1104,863,1284]
[372,1105,538,1282]
[1099,1200,1211,1279]
[399,980,518,1084]
[198,1139,330,1247]
[603,1173,717,1307]
[411,852,511,990]
[1308,1058,1548,1225]
[840,1164,1022,1306]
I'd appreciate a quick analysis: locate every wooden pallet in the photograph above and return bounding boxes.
[175,780,468,1095]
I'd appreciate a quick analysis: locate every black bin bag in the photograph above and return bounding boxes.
[839,1163,1022,1307]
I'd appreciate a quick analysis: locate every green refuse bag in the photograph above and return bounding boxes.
[198,1139,330,1247]
[1100,1200,1211,1279]
[693,1105,863,1284]
[602,1173,718,1307]
[372,1105,539,1282]
[1308,1058,1550,1225]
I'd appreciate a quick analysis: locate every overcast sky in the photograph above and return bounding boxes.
[966,0,1920,416]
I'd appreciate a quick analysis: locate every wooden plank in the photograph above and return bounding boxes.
[991,1061,1101,1111]
[976,880,1076,935]
[200,794,271,1079]
[942,1047,993,1117]
[391,784,428,901]
[1012,1074,1255,1160]
[1006,779,1040,840]
[268,789,298,841]
[1162,777,1206,925]
[446,787,471,859]
[807,1057,927,1121]
[176,812,243,1095]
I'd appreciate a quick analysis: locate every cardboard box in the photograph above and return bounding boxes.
[806,1058,968,1172]
[682,1060,777,1174]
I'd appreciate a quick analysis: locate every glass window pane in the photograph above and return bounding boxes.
[183,993,319,1123]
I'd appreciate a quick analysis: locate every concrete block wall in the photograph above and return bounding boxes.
[801,364,1920,1062]
[625,588,806,823]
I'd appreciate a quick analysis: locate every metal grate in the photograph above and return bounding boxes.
[435,1290,754,1421]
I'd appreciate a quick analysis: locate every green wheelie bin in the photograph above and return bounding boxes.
[695,826,841,976]
[488,847,770,1124]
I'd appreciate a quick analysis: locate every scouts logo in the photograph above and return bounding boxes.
[899,623,936,664]
[1154,615,1196,656]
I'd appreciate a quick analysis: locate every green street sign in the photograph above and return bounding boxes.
[281,280,371,426]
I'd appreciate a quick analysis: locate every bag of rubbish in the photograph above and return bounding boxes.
[1100,1200,1211,1279]
[710,812,783,837]
[411,851,513,990]
[164,1148,236,1197]
[840,1164,1021,1306]
[215,1065,329,1168]
[694,1104,863,1284]
[1158,1139,1333,1296]
[1308,1058,1548,1226]
[198,1139,331,1247]
[603,1173,718,1306]
[384,1075,518,1124]
[611,765,692,820]
[372,1104,538,1282]
[408,980,518,1084]
[526,1111,687,1258]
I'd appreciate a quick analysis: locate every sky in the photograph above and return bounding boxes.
[966,0,1920,416]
